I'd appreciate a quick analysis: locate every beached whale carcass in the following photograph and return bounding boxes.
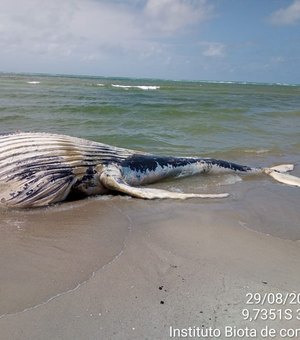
[0,132,299,208]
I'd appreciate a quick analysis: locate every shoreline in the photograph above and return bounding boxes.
[1,194,300,339]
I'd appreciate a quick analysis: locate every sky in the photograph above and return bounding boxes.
[0,0,300,83]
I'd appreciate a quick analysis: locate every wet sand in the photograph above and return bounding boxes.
[0,199,130,315]
[0,160,300,339]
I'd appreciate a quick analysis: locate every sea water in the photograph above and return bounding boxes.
[0,73,299,157]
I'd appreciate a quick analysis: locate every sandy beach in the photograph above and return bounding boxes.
[1,167,300,339]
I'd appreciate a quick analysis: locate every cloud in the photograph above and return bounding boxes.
[270,0,300,25]
[144,0,214,34]
[201,42,226,57]
[0,0,81,57]
[0,0,214,60]
[0,0,217,78]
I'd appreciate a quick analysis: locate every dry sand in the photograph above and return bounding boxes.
[0,173,300,340]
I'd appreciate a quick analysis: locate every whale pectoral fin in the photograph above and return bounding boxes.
[100,165,229,200]
[1,172,76,208]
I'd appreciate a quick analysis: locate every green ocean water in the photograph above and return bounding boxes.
[1,73,299,160]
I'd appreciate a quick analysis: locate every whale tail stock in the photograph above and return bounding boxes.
[99,161,300,201]
[263,164,300,187]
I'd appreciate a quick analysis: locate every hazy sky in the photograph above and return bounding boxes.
[1,0,300,83]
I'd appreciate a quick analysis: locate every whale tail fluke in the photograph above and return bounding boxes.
[264,164,300,187]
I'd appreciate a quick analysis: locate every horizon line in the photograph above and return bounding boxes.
[0,71,299,87]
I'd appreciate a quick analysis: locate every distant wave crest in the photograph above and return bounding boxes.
[111,84,160,90]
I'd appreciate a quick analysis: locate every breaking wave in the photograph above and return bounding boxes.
[111,84,160,90]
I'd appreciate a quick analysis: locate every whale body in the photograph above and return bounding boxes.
[0,132,299,208]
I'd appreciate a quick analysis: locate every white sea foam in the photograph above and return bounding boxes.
[27,81,40,84]
[217,174,242,186]
[137,85,160,90]
[111,84,160,90]
[96,83,105,86]
[244,149,270,154]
